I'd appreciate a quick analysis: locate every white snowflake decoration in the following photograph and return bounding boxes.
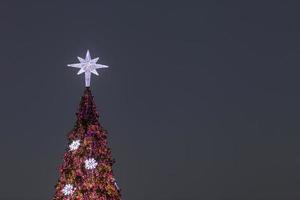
[85,158,98,170]
[62,184,75,196]
[69,140,80,151]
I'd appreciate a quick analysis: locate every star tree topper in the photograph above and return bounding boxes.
[68,50,109,87]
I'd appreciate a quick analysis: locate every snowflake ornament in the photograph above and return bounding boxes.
[62,184,75,196]
[69,140,80,151]
[85,158,98,170]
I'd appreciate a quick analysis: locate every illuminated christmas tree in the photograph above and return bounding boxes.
[52,51,121,200]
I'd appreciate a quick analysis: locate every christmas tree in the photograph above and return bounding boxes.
[52,50,121,200]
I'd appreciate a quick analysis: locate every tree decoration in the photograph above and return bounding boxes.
[69,140,80,151]
[61,184,75,196]
[114,182,120,190]
[52,51,121,200]
[84,158,98,170]
[68,50,108,87]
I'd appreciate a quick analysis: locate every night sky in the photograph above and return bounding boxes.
[1,1,300,200]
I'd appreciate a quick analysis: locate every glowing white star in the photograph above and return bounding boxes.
[85,158,98,170]
[69,140,80,151]
[68,50,109,87]
[62,184,75,196]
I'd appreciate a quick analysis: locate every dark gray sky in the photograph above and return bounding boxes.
[1,1,300,199]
